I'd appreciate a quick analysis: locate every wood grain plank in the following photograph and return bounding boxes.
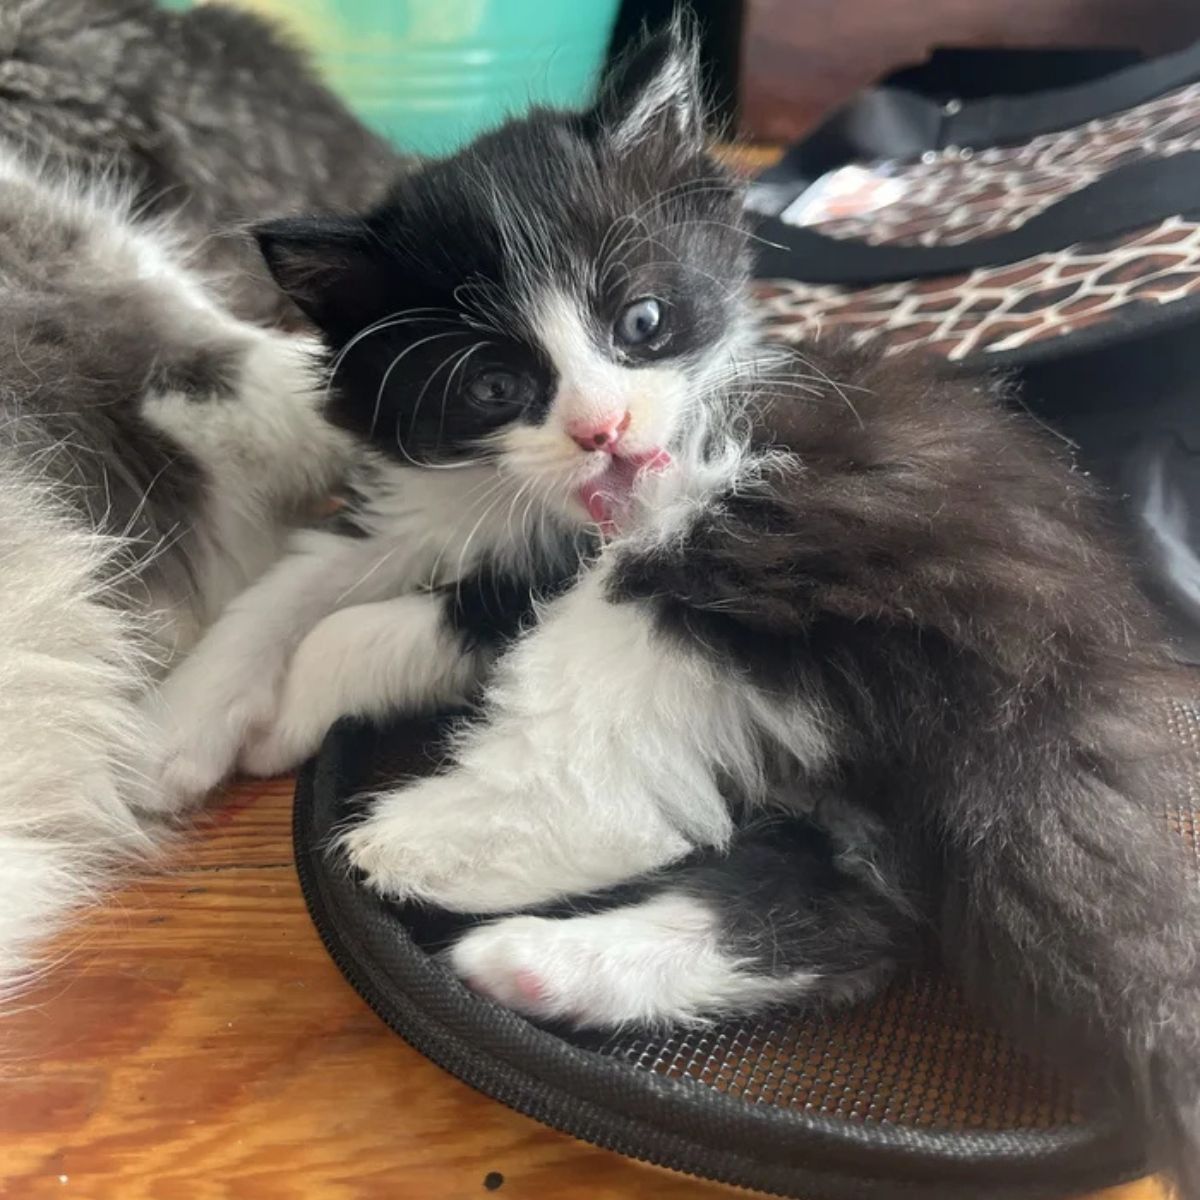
[0,778,1171,1200]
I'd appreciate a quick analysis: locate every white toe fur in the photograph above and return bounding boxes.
[449,893,819,1027]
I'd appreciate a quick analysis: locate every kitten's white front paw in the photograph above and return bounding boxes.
[139,673,281,811]
[342,767,694,913]
[338,773,600,913]
[235,621,348,777]
[237,719,316,779]
[338,783,505,911]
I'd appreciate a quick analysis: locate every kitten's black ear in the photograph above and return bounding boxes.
[593,19,705,153]
[256,215,390,337]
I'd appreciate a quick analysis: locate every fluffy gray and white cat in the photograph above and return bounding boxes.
[146,26,1200,1193]
[0,0,401,984]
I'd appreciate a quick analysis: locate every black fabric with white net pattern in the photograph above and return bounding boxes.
[293,705,1200,1199]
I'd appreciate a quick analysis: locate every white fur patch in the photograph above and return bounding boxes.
[342,559,830,911]
[536,288,689,453]
[239,591,480,777]
[451,893,818,1027]
[0,444,158,992]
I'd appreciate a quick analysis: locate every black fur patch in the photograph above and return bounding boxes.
[151,344,243,400]
[440,540,594,651]
[616,817,919,985]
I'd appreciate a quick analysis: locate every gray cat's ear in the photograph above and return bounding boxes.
[594,20,705,153]
[256,216,387,335]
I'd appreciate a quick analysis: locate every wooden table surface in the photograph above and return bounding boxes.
[0,777,1172,1200]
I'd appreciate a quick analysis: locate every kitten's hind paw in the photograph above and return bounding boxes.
[450,917,590,1024]
[449,894,824,1030]
[447,900,718,1029]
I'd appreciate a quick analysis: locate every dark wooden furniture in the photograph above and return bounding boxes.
[739,0,1200,142]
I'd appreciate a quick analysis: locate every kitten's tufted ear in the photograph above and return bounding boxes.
[256,215,392,339]
[593,20,706,153]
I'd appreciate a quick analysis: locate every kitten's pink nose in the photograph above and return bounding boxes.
[568,411,630,453]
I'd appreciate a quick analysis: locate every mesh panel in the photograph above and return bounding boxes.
[1166,702,1200,859]
[595,977,1079,1132]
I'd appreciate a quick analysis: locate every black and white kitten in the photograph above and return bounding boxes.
[150,28,1200,1191]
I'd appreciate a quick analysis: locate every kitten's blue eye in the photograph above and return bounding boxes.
[615,297,663,347]
[468,369,521,406]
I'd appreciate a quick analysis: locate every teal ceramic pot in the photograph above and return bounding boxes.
[164,1,621,155]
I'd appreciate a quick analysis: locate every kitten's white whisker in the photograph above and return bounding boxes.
[451,479,532,607]
[327,308,456,394]
[517,478,542,549]
[436,341,492,441]
[659,215,786,252]
[405,337,484,444]
[372,330,462,439]
[427,473,512,585]
[788,353,868,429]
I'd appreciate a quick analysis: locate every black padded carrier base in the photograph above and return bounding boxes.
[289,706,1200,1200]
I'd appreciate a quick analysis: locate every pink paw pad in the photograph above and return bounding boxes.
[462,968,549,1010]
[512,968,548,1006]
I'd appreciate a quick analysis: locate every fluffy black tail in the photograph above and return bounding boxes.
[940,704,1200,1197]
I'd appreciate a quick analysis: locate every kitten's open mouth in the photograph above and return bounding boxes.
[577,448,672,535]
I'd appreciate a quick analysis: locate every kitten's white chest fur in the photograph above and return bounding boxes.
[351,459,550,588]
